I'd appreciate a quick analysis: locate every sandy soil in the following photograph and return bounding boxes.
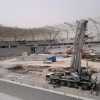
[0,55,100,99]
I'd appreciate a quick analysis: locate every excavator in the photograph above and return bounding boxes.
[46,20,99,91]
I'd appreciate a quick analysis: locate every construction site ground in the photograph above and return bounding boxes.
[0,54,100,100]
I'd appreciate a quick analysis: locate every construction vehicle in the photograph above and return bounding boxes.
[46,20,99,91]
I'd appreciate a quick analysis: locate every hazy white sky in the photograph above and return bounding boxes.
[0,0,100,28]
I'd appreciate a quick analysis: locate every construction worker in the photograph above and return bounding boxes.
[95,83,100,96]
[91,76,100,96]
[90,82,96,95]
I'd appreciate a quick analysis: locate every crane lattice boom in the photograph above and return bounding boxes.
[71,20,88,73]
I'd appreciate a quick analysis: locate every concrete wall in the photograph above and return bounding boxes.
[0,79,92,100]
[0,46,31,57]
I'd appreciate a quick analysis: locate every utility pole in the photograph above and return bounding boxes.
[64,22,75,40]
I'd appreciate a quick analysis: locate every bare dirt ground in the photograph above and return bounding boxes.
[0,55,100,100]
